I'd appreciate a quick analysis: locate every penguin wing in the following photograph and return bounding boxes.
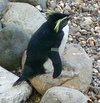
[48,51,62,78]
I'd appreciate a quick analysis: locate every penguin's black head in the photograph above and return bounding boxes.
[46,11,72,32]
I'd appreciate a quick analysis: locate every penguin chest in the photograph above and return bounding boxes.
[59,24,69,55]
[43,24,69,73]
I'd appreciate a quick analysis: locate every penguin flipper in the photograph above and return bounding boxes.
[13,76,24,86]
[48,51,62,78]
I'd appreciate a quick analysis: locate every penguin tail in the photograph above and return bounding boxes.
[13,76,24,86]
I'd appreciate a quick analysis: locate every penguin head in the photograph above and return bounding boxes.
[46,10,73,33]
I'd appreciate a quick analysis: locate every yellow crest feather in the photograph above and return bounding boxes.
[45,10,57,16]
[54,16,67,33]
[45,10,68,33]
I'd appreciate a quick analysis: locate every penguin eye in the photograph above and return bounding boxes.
[54,16,68,33]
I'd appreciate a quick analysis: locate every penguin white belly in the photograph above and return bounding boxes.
[43,24,69,73]
[59,24,69,55]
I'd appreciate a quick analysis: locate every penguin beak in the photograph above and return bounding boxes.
[68,12,76,19]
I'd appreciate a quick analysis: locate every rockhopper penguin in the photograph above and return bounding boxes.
[13,11,71,86]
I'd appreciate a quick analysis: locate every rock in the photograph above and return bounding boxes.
[78,37,85,42]
[40,87,87,103]
[64,3,71,11]
[82,4,93,13]
[97,15,100,22]
[35,5,42,11]
[87,4,94,12]
[63,3,71,14]
[1,2,46,36]
[87,37,95,47]
[97,48,100,52]
[72,23,77,27]
[55,5,62,13]
[12,0,47,10]
[47,0,56,9]
[30,43,92,95]
[91,9,99,16]
[84,17,93,25]
[80,22,90,31]
[69,26,79,35]
[67,0,82,3]
[30,0,47,10]
[68,37,73,42]
[93,69,98,74]
[0,23,30,71]
[76,32,81,38]
[80,29,87,35]
[91,28,95,34]
[0,0,9,14]
[81,40,86,45]
[0,0,9,30]
[89,41,95,47]
[73,38,77,43]
[0,66,32,103]
[75,0,82,3]
[59,1,64,8]
[62,0,67,3]
[95,27,100,33]
[82,7,90,12]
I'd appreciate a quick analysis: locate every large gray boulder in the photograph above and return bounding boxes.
[61,43,92,92]
[14,0,47,10]
[1,2,46,36]
[0,23,30,71]
[30,43,92,95]
[40,87,87,103]
[0,66,32,103]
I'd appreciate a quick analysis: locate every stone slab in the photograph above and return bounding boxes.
[0,66,32,103]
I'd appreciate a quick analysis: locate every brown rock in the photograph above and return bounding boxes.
[81,40,86,45]
[87,37,95,47]
[84,17,93,25]
[55,5,62,13]
[30,44,92,95]
[75,0,82,3]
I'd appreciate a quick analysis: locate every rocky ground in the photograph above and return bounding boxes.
[21,0,100,103]
[66,1,100,103]
[1,0,100,103]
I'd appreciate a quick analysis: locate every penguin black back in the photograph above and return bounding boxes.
[13,11,70,86]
